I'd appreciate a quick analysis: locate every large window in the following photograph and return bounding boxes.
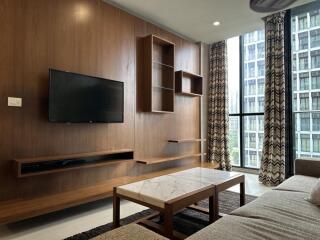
[292,2,320,159]
[228,29,265,169]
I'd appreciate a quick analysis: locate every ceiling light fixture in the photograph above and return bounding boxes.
[212,21,220,26]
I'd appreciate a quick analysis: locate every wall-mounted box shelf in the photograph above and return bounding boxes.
[136,153,202,165]
[168,138,206,143]
[175,70,203,96]
[143,35,175,113]
[14,149,134,178]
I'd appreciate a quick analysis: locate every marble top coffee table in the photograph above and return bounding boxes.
[113,167,245,239]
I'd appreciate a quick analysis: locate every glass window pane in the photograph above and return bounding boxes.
[299,73,309,90]
[311,71,320,89]
[243,116,264,168]
[310,29,320,48]
[299,93,309,111]
[311,9,320,28]
[311,50,320,69]
[243,29,265,114]
[298,32,308,50]
[229,116,240,166]
[292,2,320,159]
[227,37,240,114]
[298,14,308,31]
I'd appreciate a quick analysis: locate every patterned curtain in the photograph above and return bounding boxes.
[259,11,286,186]
[207,41,231,171]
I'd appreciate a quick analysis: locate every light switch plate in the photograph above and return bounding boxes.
[8,97,22,107]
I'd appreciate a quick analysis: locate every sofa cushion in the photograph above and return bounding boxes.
[188,190,320,240]
[274,175,318,193]
[231,190,320,238]
[186,214,318,240]
[91,224,168,240]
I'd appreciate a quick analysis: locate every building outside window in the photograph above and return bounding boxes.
[299,72,309,90]
[247,79,256,95]
[257,60,265,77]
[247,44,255,61]
[312,92,320,110]
[300,93,309,110]
[292,3,320,159]
[299,32,309,50]
[258,78,264,94]
[311,29,320,48]
[300,113,310,131]
[298,14,308,30]
[258,97,264,112]
[257,43,265,59]
[293,74,298,91]
[293,93,298,111]
[301,134,310,152]
[311,50,320,68]
[299,52,309,70]
[313,134,320,153]
[310,9,320,27]
[313,113,320,131]
[248,62,255,78]
[293,54,297,71]
[258,133,264,149]
[227,29,265,169]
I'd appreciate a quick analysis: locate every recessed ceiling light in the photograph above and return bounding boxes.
[212,21,220,26]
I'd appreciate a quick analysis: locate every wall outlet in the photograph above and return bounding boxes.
[8,97,22,107]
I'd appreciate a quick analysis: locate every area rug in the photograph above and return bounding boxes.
[65,191,256,240]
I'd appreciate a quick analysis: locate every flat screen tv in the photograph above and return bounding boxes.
[49,69,124,123]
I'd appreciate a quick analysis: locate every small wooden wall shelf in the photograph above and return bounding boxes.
[136,153,202,165]
[143,35,175,113]
[14,149,134,178]
[175,70,203,96]
[168,138,206,143]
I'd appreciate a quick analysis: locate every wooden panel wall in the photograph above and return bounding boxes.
[0,0,201,201]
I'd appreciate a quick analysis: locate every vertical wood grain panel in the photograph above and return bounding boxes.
[0,0,201,201]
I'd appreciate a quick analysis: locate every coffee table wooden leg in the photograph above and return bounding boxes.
[240,180,245,206]
[113,188,120,228]
[213,188,219,221]
[209,195,214,223]
[164,204,173,239]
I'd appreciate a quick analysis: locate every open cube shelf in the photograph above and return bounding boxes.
[175,70,203,97]
[143,35,175,113]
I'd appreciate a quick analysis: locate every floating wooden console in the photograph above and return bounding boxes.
[168,138,206,143]
[175,70,203,96]
[143,35,175,113]
[14,149,134,178]
[136,153,203,165]
[0,162,218,225]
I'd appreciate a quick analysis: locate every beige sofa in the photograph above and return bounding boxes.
[187,158,320,240]
[102,158,320,240]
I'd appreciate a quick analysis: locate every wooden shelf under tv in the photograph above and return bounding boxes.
[135,153,203,165]
[14,149,134,178]
[168,138,207,143]
[143,35,175,113]
[175,70,203,96]
[0,162,218,225]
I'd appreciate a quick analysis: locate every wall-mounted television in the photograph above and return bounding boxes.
[49,69,124,123]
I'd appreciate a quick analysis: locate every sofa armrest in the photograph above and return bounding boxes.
[295,158,320,178]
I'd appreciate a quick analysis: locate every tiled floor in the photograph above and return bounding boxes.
[0,172,272,240]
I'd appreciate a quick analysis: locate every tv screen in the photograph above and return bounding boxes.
[49,69,124,123]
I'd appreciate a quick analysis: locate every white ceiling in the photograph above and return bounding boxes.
[105,0,313,43]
